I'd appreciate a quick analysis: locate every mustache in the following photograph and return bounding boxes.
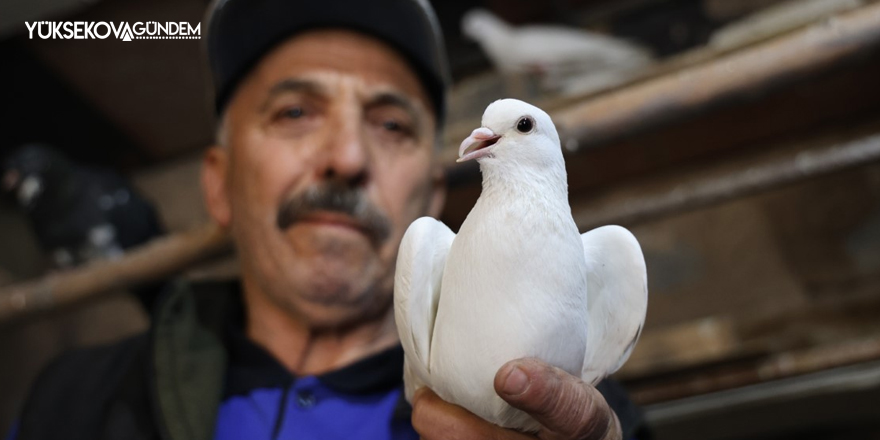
[276,182,392,244]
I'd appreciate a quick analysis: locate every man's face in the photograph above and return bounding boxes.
[202,30,445,328]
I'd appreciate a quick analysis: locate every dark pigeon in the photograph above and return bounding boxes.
[2,143,166,313]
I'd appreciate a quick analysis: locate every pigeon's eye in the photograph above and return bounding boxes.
[516,116,535,133]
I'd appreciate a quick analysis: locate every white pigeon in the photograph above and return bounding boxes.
[394,99,648,432]
[461,9,653,95]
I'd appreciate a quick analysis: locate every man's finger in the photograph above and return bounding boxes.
[494,358,621,440]
[411,387,535,440]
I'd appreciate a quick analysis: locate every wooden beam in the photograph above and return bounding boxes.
[0,223,231,322]
[620,293,880,402]
[647,359,880,419]
[644,359,880,439]
[573,130,880,230]
[627,336,880,404]
[617,316,747,378]
[552,2,880,152]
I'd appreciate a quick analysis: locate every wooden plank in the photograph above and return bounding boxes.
[552,2,880,150]
[646,359,880,420]
[573,130,880,229]
[644,359,880,440]
[625,335,880,404]
[618,317,747,378]
[620,293,880,402]
[0,223,231,322]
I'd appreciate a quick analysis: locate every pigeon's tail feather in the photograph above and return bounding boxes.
[580,225,648,382]
[394,217,456,402]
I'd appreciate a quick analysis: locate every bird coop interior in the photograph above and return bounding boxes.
[3,0,880,438]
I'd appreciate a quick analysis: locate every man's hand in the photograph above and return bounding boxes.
[411,358,622,440]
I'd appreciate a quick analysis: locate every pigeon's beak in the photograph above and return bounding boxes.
[458,127,501,163]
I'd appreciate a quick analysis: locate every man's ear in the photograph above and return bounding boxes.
[201,146,232,228]
[427,162,446,218]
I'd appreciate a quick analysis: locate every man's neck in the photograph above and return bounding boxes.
[242,279,399,376]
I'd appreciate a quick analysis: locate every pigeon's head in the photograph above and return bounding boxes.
[2,144,71,208]
[461,9,508,42]
[458,99,562,171]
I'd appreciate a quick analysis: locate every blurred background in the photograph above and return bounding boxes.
[2,0,880,438]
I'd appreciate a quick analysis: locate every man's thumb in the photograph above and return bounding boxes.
[494,358,620,440]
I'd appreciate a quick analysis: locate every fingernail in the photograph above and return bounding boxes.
[502,366,530,396]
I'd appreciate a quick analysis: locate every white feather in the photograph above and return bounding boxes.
[394,217,455,401]
[580,225,648,384]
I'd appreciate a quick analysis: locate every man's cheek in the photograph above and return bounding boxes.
[406,176,435,218]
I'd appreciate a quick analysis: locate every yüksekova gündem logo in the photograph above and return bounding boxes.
[25,21,201,41]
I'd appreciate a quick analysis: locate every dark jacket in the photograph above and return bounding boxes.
[15,280,647,440]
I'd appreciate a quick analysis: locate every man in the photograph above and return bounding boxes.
[14,1,645,439]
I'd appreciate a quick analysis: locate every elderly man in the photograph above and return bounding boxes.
[14,1,644,439]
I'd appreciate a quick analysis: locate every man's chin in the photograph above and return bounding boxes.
[281,265,392,329]
[287,293,392,330]
[282,228,383,294]
[272,223,393,322]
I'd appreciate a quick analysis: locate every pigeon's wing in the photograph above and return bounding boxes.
[580,225,648,384]
[394,217,455,401]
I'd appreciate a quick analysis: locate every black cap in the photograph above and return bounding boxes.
[206,0,450,123]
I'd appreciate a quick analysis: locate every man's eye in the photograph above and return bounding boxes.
[383,120,401,131]
[281,107,304,119]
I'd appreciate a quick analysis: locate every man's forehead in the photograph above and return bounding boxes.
[263,72,427,111]
[243,29,433,114]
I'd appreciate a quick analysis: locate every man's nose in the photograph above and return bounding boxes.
[320,118,370,186]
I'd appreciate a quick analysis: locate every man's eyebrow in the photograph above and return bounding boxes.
[365,91,427,126]
[260,78,326,110]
